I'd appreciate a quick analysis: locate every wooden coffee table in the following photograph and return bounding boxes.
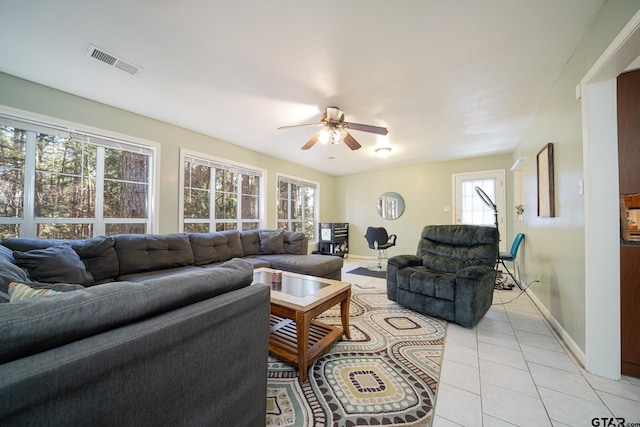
[253,268,351,382]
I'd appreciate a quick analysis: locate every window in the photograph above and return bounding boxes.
[0,114,155,239]
[182,151,264,232]
[277,175,318,240]
[452,169,506,252]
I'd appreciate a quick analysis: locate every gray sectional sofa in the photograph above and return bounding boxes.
[0,229,343,426]
[0,228,343,288]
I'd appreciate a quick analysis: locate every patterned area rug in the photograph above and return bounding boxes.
[266,286,446,427]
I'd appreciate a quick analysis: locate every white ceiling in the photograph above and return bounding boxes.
[0,0,605,176]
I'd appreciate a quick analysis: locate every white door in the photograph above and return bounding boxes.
[452,170,506,252]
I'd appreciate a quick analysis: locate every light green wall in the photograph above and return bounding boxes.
[3,0,639,358]
[0,72,338,234]
[335,154,513,257]
[512,0,640,353]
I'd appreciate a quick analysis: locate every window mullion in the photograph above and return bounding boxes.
[22,131,36,238]
[94,146,105,236]
[209,167,216,231]
[237,174,242,229]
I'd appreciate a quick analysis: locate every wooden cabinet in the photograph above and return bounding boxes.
[618,70,640,378]
[621,244,640,378]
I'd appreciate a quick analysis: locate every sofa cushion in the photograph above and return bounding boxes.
[0,245,14,263]
[230,256,272,269]
[71,236,119,282]
[259,229,285,255]
[283,231,307,255]
[240,230,260,256]
[117,265,204,282]
[396,266,456,301]
[188,230,243,265]
[0,258,254,364]
[418,225,498,273]
[421,251,487,274]
[1,237,60,252]
[0,257,31,294]
[114,233,195,276]
[8,282,61,301]
[13,244,94,286]
[255,254,342,279]
[1,236,119,282]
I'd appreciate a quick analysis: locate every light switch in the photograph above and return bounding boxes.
[578,179,583,196]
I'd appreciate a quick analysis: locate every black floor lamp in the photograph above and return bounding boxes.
[474,186,516,290]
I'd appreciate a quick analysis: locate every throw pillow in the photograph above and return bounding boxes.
[13,244,94,286]
[259,229,285,255]
[8,281,61,302]
[284,231,307,254]
[0,257,31,294]
[239,230,259,256]
[0,245,14,263]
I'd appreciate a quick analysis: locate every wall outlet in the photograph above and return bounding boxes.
[536,274,541,282]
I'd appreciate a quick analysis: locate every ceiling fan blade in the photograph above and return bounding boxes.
[278,123,323,130]
[344,122,389,135]
[343,133,361,150]
[301,133,320,150]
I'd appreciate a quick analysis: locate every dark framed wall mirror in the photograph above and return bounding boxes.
[377,192,405,220]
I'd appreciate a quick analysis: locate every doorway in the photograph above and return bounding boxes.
[452,169,506,252]
[581,10,640,379]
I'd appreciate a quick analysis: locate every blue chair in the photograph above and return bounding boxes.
[496,233,524,289]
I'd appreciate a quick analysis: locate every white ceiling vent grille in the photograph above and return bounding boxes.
[86,44,143,75]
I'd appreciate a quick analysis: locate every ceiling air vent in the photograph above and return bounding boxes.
[86,44,143,75]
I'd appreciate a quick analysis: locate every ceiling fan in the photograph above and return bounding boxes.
[278,106,388,151]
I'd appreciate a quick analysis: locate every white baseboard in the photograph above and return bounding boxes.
[342,254,376,260]
[524,288,586,368]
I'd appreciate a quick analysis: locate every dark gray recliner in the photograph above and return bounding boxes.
[386,225,499,327]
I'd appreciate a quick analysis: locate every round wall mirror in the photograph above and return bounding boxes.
[377,192,405,220]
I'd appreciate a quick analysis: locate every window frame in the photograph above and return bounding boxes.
[179,148,266,232]
[0,106,161,238]
[276,173,319,242]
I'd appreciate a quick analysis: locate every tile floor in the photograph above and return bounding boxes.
[341,258,640,427]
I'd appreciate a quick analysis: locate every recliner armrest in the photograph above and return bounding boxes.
[387,254,421,269]
[456,265,495,280]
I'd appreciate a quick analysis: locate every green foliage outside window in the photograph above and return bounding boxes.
[0,121,152,240]
[183,157,262,232]
[277,177,317,240]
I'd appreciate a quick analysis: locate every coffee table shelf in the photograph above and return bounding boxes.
[254,268,351,382]
[269,315,345,370]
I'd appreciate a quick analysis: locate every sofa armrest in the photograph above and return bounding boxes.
[388,254,421,269]
[454,266,497,327]
[386,255,422,302]
[0,284,270,426]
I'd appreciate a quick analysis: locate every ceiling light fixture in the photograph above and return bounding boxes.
[319,126,347,145]
[375,147,392,157]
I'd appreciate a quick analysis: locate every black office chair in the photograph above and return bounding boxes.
[365,227,397,271]
[496,233,524,290]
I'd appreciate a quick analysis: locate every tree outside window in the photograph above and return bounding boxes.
[0,117,153,239]
[277,175,317,241]
[183,154,263,232]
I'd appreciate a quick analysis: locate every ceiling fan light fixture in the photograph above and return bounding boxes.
[318,128,331,144]
[375,146,392,157]
[278,107,386,151]
[333,127,347,144]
